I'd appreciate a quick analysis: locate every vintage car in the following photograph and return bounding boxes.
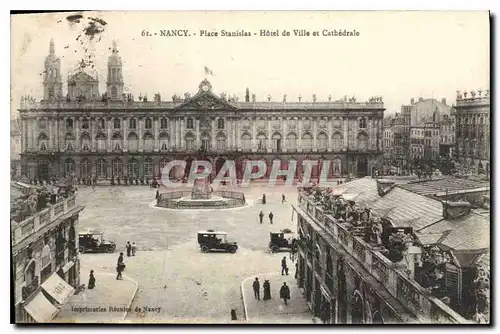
[197,230,238,253]
[268,228,296,253]
[78,230,116,253]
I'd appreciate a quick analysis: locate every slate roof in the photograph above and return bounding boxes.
[330,177,380,206]
[399,177,490,196]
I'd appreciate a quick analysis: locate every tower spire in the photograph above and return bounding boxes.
[112,40,117,53]
[49,38,55,55]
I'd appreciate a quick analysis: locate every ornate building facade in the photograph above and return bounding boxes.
[19,40,385,182]
[11,186,84,323]
[453,90,490,175]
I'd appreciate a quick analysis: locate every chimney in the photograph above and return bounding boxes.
[245,88,250,102]
[442,201,472,220]
[410,98,415,105]
[441,98,446,105]
[376,179,396,197]
[419,97,424,102]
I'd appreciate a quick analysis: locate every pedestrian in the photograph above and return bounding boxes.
[281,256,287,275]
[116,252,125,280]
[88,270,96,289]
[282,194,286,203]
[156,190,160,199]
[132,242,137,256]
[126,241,131,257]
[263,279,271,301]
[262,193,266,204]
[259,210,264,224]
[252,277,260,300]
[280,282,291,305]
[231,309,237,321]
[269,212,274,224]
[294,262,298,279]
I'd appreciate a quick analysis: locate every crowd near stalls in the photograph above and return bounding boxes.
[300,184,490,323]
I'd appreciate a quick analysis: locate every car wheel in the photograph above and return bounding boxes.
[201,245,209,253]
[271,246,279,253]
[229,246,237,254]
[107,246,115,253]
[79,246,86,254]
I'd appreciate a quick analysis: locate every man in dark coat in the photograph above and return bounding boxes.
[269,212,274,224]
[259,210,264,224]
[281,256,287,275]
[88,270,96,289]
[263,280,271,300]
[156,190,160,199]
[116,252,125,280]
[282,194,286,203]
[294,262,299,279]
[252,277,260,300]
[262,194,266,204]
[126,241,132,257]
[280,282,291,305]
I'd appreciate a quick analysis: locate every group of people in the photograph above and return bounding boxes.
[252,277,291,305]
[126,241,137,257]
[261,193,287,205]
[110,175,154,186]
[259,210,274,224]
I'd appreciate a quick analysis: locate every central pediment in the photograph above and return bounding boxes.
[174,80,237,111]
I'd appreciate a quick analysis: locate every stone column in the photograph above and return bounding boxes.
[75,118,80,152]
[234,118,239,151]
[91,118,97,151]
[48,117,53,150]
[282,117,287,152]
[180,118,185,149]
[211,117,216,150]
[343,118,348,149]
[227,118,233,149]
[252,118,256,151]
[298,117,303,151]
[154,118,159,151]
[312,118,317,151]
[55,118,60,151]
[123,118,128,151]
[107,119,112,152]
[138,118,144,151]
[267,118,272,151]
[327,117,332,152]
[29,119,34,150]
[195,118,200,148]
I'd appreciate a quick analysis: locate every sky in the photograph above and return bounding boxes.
[10,11,490,118]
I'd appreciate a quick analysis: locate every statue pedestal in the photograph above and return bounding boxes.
[191,179,211,200]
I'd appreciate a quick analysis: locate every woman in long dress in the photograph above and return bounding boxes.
[88,270,96,289]
[263,280,271,300]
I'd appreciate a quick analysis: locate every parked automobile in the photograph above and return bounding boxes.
[78,230,116,253]
[197,230,238,253]
[268,228,295,253]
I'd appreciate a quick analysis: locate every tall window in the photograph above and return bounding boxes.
[201,136,210,150]
[159,158,168,176]
[81,118,89,129]
[38,133,48,151]
[81,158,91,179]
[96,133,106,151]
[216,134,226,150]
[98,118,105,129]
[81,133,91,151]
[145,118,152,129]
[272,133,282,152]
[159,133,169,151]
[129,118,136,129]
[257,134,267,150]
[38,119,47,129]
[144,158,153,176]
[359,117,367,129]
[187,118,194,129]
[286,133,297,151]
[358,133,368,151]
[112,133,122,151]
[317,133,328,151]
[65,158,75,176]
[217,118,225,129]
[127,158,139,177]
[111,86,117,99]
[144,133,154,151]
[66,118,74,130]
[128,133,138,152]
[241,133,252,151]
[302,133,313,151]
[97,159,107,178]
[65,133,75,151]
[160,118,168,129]
[112,159,123,177]
[114,119,121,129]
[185,134,195,150]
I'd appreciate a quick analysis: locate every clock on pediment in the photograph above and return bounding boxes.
[199,79,212,93]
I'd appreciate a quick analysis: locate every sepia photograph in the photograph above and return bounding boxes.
[9,10,490,325]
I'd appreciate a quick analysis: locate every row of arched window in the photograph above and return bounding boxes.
[65,157,155,178]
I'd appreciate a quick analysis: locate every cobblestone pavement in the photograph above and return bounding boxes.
[241,273,314,323]
[75,184,323,323]
[54,268,138,323]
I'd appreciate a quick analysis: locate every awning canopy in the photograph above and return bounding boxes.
[62,261,74,274]
[41,273,75,305]
[24,292,59,323]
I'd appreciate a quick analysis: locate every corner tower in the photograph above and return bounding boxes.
[106,40,124,100]
[43,39,63,101]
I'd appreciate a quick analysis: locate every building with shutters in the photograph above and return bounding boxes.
[453,90,490,175]
[19,39,385,183]
[292,177,489,324]
[11,183,84,323]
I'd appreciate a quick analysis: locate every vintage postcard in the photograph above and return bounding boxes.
[10,10,490,324]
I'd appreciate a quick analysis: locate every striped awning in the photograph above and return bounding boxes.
[24,292,59,323]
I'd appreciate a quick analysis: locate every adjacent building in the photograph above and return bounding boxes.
[11,184,84,323]
[11,118,22,177]
[19,39,385,183]
[392,109,411,170]
[293,177,489,324]
[453,90,490,175]
[382,116,394,162]
[410,125,425,160]
[439,114,455,158]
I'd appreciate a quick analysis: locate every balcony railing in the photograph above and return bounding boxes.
[297,192,470,324]
[12,195,77,247]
